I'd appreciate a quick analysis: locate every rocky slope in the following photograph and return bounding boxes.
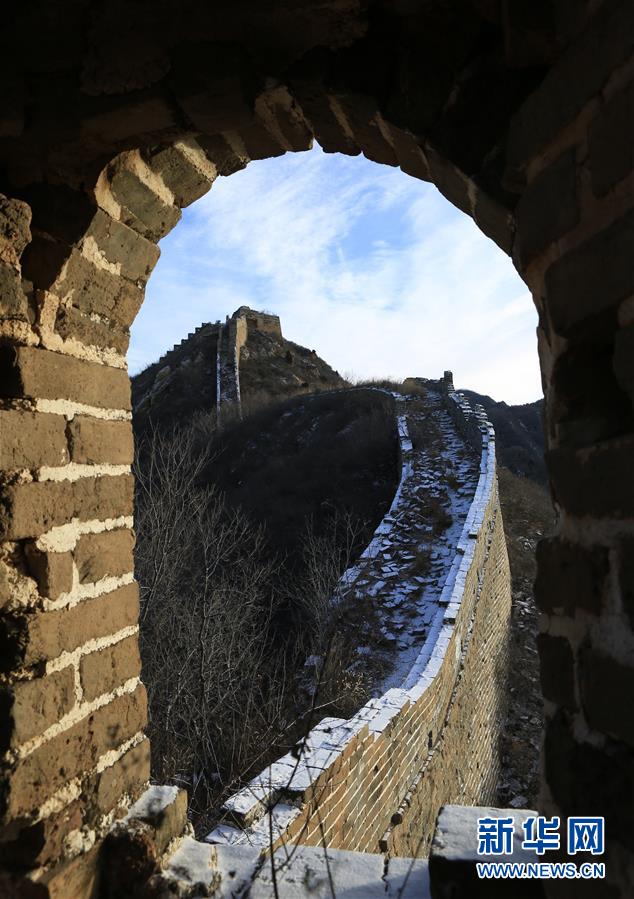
[460,389,546,485]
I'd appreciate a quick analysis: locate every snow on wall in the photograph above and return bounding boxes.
[206,379,511,858]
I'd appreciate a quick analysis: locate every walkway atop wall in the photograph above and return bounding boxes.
[336,389,480,696]
[203,378,507,856]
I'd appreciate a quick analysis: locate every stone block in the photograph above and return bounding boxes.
[544,707,634,845]
[24,546,73,600]
[0,345,131,409]
[286,81,360,156]
[74,528,134,584]
[0,583,139,668]
[579,647,634,746]
[506,0,634,174]
[588,78,634,198]
[0,410,68,470]
[537,633,576,710]
[238,120,286,161]
[613,321,634,407]
[170,43,257,137]
[0,666,76,750]
[545,207,634,338]
[0,474,134,540]
[21,238,144,329]
[80,634,140,701]
[54,305,129,355]
[425,148,471,217]
[547,437,634,518]
[84,208,160,282]
[0,194,31,261]
[197,134,248,176]
[126,785,188,856]
[96,738,151,814]
[145,139,216,208]
[473,189,514,256]
[616,536,634,628]
[0,799,84,870]
[107,164,181,242]
[28,843,101,899]
[67,416,133,466]
[515,148,578,265]
[4,685,147,820]
[429,804,543,898]
[0,261,30,321]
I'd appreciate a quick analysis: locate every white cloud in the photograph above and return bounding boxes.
[130,144,541,403]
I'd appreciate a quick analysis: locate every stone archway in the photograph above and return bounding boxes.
[1,1,632,895]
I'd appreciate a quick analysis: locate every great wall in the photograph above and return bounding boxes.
[0,2,632,895]
[126,298,517,893]
[203,370,512,863]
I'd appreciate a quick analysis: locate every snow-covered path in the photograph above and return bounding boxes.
[338,389,480,694]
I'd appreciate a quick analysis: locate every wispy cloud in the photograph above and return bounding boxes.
[130,144,540,404]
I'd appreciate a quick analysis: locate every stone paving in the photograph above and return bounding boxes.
[338,389,480,693]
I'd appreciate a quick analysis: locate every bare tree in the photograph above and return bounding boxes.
[134,421,288,825]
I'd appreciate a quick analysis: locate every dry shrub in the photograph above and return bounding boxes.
[134,422,290,825]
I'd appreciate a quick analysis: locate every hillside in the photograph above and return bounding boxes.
[239,321,347,412]
[460,389,546,485]
[131,308,347,434]
[206,389,398,570]
[131,322,219,434]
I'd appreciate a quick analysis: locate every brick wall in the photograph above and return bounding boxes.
[208,390,512,858]
[0,142,218,894]
[0,3,631,892]
[506,4,634,893]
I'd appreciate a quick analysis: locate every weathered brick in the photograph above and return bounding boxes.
[24,546,74,599]
[170,44,256,137]
[547,438,634,518]
[0,261,30,321]
[21,239,144,329]
[616,536,634,628]
[515,148,578,265]
[0,799,83,870]
[0,667,76,750]
[75,529,135,584]
[506,0,634,173]
[537,633,576,710]
[425,148,471,217]
[0,474,134,540]
[127,785,188,855]
[55,305,129,355]
[83,208,160,282]
[95,738,150,813]
[107,167,181,242]
[196,133,247,176]
[0,410,68,469]
[5,684,147,820]
[0,345,131,409]
[24,840,101,899]
[0,194,31,260]
[579,647,634,746]
[545,208,634,337]
[0,583,139,668]
[535,537,609,616]
[236,119,285,161]
[588,79,634,197]
[473,190,514,256]
[613,321,634,407]
[545,709,633,840]
[145,140,215,208]
[67,417,133,466]
[80,635,140,701]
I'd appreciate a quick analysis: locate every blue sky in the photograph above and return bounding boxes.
[129,144,541,404]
